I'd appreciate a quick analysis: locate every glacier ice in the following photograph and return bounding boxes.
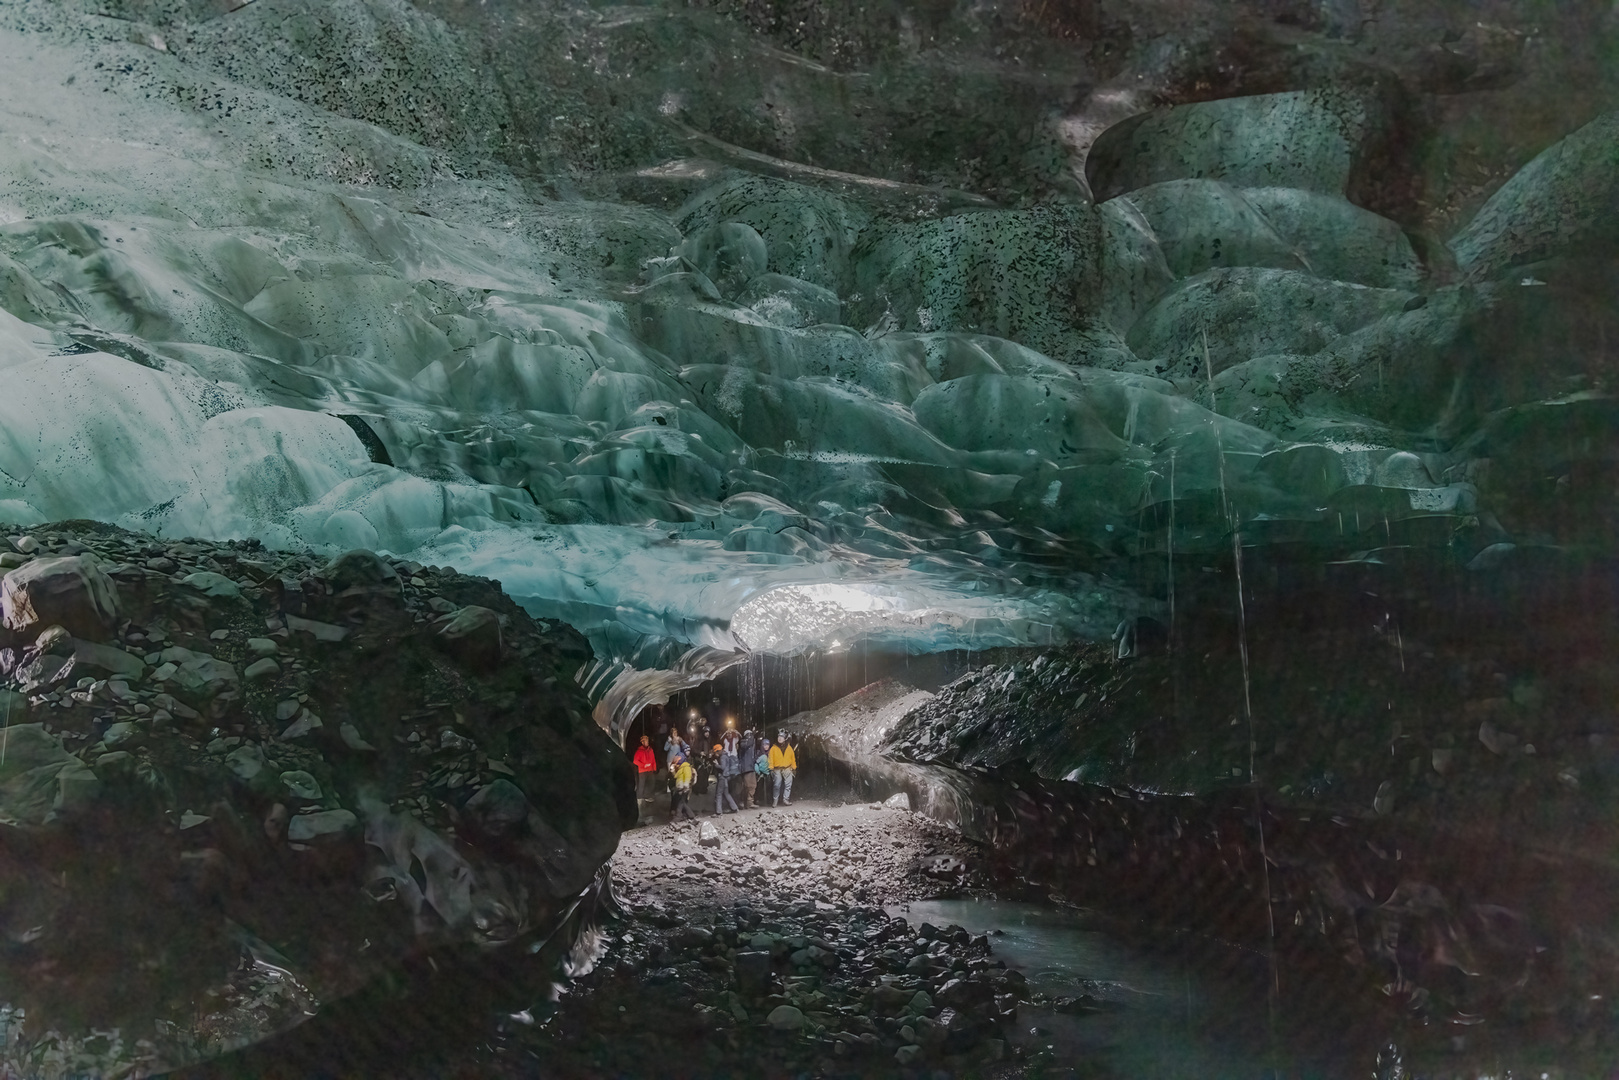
[0,5,1605,719]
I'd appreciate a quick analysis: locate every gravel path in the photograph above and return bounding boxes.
[489,798,1044,1079]
[613,797,986,910]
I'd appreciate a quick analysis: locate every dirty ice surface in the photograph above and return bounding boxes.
[0,9,1528,679]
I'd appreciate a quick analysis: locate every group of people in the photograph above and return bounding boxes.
[631,725,799,825]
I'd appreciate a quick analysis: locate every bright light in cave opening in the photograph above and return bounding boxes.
[730,582,946,654]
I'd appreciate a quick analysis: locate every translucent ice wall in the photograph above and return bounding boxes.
[1,2,1609,694]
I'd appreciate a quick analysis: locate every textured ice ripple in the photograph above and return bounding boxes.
[0,11,1523,692]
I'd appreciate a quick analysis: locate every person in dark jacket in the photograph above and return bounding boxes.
[715,730,741,814]
[737,729,759,808]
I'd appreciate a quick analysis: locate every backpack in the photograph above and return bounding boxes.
[674,761,694,791]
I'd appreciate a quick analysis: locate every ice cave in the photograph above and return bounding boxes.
[0,0,1617,1075]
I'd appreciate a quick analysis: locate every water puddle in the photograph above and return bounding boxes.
[891,898,1281,1078]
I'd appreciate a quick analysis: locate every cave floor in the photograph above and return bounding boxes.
[503,796,1026,1080]
[612,795,992,910]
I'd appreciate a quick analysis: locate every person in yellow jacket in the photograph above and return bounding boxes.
[670,758,697,822]
[768,730,796,807]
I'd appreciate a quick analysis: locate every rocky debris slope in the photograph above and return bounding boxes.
[526,801,1030,1079]
[0,521,632,1078]
[868,557,1619,1066]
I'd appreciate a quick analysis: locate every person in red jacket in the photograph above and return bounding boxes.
[632,735,658,825]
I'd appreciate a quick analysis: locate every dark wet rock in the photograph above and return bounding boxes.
[181,571,242,599]
[338,722,376,752]
[766,1004,806,1031]
[243,656,280,681]
[71,638,145,680]
[0,522,631,1078]
[433,604,504,670]
[0,688,27,721]
[323,548,399,592]
[278,708,323,740]
[278,770,323,802]
[1,554,120,641]
[734,949,772,993]
[0,723,100,825]
[463,778,531,840]
[286,808,358,845]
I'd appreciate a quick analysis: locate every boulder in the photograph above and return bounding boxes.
[279,770,324,801]
[463,779,531,839]
[339,722,376,751]
[180,571,242,599]
[0,723,101,826]
[172,654,240,703]
[1,555,120,641]
[102,722,143,749]
[766,1004,806,1031]
[323,548,399,592]
[279,708,323,740]
[224,743,269,785]
[434,605,503,669]
[243,657,281,681]
[72,639,145,680]
[286,808,358,844]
